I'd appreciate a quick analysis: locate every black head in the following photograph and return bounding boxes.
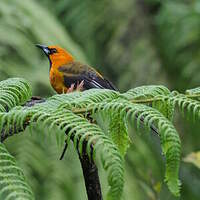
[36,44,74,70]
[36,44,57,56]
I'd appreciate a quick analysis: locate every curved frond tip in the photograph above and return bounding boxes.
[0,143,34,200]
[0,78,32,112]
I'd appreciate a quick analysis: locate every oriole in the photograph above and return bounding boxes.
[36,44,117,93]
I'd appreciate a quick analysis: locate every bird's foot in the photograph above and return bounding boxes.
[67,81,84,93]
[67,84,75,93]
[76,80,84,91]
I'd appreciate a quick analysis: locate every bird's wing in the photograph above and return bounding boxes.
[58,61,118,91]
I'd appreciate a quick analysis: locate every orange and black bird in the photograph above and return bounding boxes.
[36,44,117,94]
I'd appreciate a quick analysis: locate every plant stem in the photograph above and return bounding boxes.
[71,93,200,114]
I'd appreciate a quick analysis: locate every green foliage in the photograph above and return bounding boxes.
[108,112,129,156]
[0,0,199,199]
[0,78,32,112]
[8,131,87,200]
[186,87,200,96]
[123,85,171,100]
[0,143,34,200]
[0,82,124,200]
[1,78,200,199]
[122,85,174,120]
[91,99,181,196]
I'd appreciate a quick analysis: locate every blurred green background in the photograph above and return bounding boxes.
[1,0,200,199]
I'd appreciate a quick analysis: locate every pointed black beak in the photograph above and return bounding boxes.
[36,44,50,56]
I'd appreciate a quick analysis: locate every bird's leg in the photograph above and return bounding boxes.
[67,83,75,93]
[76,80,84,91]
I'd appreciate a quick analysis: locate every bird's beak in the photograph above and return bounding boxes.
[35,44,50,56]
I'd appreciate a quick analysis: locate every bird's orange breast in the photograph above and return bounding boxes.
[49,67,68,94]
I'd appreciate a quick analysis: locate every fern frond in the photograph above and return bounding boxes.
[186,87,200,95]
[108,112,129,156]
[122,85,170,100]
[63,111,124,200]
[4,79,200,198]
[122,85,175,121]
[0,78,32,112]
[93,108,130,156]
[91,100,181,196]
[57,89,119,110]
[152,97,175,121]
[168,93,200,121]
[0,102,124,200]
[0,143,34,200]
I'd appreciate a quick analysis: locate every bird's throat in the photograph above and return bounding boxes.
[48,56,52,71]
[49,66,68,94]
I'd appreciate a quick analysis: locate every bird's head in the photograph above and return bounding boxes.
[36,44,74,68]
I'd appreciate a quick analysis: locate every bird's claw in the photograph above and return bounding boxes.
[76,80,84,91]
[67,84,75,93]
[66,81,84,93]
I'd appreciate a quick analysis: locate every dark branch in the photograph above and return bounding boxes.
[79,150,103,200]
[1,96,103,200]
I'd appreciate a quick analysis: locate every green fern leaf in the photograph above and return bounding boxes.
[94,110,130,156]
[0,143,34,200]
[59,111,124,200]
[122,85,170,100]
[127,103,181,196]
[108,112,130,156]
[4,80,200,198]
[0,99,125,200]
[91,100,181,196]
[0,78,32,112]
[152,98,175,121]
[122,85,175,121]
[169,93,200,121]
[186,87,200,95]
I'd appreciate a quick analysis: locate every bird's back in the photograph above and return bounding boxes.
[56,61,117,92]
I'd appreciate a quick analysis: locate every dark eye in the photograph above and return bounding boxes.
[49,48,57,54]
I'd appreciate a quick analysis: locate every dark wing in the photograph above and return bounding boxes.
[58,61,118,91]
[82,72,118,90]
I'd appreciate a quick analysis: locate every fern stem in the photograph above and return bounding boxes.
[130,93,200,103]
[71,93,200,114]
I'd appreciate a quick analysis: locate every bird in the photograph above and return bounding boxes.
[36,44,158,159]
[36,44,117,94]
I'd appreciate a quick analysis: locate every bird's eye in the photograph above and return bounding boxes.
[49,48,57,54]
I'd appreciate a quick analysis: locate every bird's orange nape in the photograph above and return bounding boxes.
[48,45,74,68]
